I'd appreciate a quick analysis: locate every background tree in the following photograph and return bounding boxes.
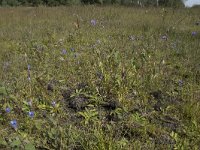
[0,0,184,6]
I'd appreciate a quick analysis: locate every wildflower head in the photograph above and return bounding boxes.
[96,71,104,80]
[161,35,167,40]
[91,19,96,26]
[192,31,197,36]
[27,100,32,106]
[28,111,34,118]
[28,64,31,70]
[178,80,183,87]
[52,101,56,107]
[61,49,67,55]
[27,65,31,81]
[5,107,11,113]
[3,62,9,70]
[10,120,17,129]
[96,40,101,44]
[129,35,135,41]
[70,48,75,52]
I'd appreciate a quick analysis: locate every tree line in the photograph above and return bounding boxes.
[0,0,184,7]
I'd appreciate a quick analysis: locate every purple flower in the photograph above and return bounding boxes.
[10,120,17,129]
[5,107,11,113]
[178,80,183,87]
[161,35,167,40]
[28,111,34,118]
[52,101,56,107]
[3,62,10,70]
[192,31,197,36]
[91,19,96,26]
[96,71,104,80]
[70,48,75,52]
[27,64,31,81]
[96,40,101,44]
[61,49,67,55]
[27,100,32,106]
[129,35,135,41]
[28,64,31,70]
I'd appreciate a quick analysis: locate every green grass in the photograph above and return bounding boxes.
[0,6,200,149]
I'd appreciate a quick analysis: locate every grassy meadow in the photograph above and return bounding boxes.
[0,6,200,149]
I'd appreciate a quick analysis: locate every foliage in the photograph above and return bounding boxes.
[0,0,185,6]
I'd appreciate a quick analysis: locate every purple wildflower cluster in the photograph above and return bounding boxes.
[10,120,17,130]
[28,111,34,118]
[27,64,31,81]
[178,80,183,87]
[91,19,96,26]
[129,35,135,41]
[161,35,167,40]
[61,49,67,55]
[192,31,197,36]
[6,107,11,113]
[70,48,75,52]
[61,48,75,55]
[52,101,56,107]
[8,97,36,130]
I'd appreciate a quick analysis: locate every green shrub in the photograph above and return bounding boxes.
[1,0,20,6]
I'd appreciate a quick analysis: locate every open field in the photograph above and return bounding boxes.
[0,6,200,149]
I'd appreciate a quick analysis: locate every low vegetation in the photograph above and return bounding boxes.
[0,6,200,149]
